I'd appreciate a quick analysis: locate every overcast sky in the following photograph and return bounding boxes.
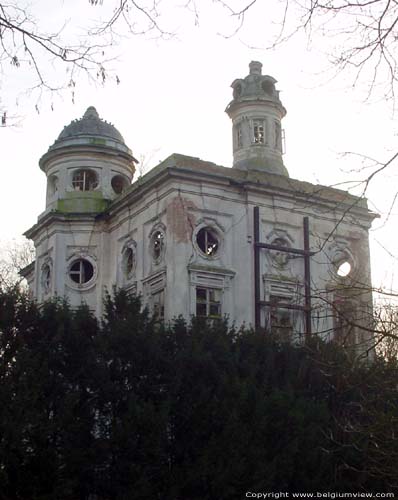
[1,0,398,291]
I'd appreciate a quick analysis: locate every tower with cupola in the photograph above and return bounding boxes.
[40,106,137,213]
[25,107,137,311]
[225,61,288,175]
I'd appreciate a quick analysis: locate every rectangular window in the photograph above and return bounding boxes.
[236,124,243,148]
[274,121,282,151]
[269,295,293,340]
[153,289,165,320]
[196,287,221,318]
[253,120,265,144]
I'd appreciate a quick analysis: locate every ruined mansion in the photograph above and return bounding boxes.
[22,61,376,350]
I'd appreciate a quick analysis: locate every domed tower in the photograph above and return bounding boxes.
[225,61,288,176]
[40,106,137,213]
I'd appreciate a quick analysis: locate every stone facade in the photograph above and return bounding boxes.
[23,62,376,354]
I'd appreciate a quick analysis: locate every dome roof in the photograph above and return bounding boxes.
[226,61,286,116]
[40,106,137,170]
[57,106,125,144]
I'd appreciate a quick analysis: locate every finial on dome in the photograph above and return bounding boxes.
[83,106,99,119]
[249,61,262,75]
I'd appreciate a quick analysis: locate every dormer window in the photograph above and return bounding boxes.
[253,120,265,144]
[72,169,98,191]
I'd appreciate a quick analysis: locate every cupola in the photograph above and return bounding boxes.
[39,106,138,213]
[225,61,288,176]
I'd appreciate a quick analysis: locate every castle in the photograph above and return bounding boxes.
[22,61,376,350]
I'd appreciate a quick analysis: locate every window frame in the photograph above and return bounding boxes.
[111,174,128,195]
[67,256,97,289]
[72,169,98,192]
[252,119,266,144]
[41,261,52,295]
[196,287,222,319]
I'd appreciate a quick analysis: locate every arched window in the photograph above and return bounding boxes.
[41,263,51,294]
[151,230,165,263]
[122,245,136,279]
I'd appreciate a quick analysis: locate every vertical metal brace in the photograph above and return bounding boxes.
[253,207,312,335]
[303,216,312,336]
[254,206,261,330]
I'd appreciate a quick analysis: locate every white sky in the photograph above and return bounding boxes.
[1,0,398,291]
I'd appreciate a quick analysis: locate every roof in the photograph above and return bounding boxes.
[57,106,125,144]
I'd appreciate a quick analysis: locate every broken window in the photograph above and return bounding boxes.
[269,295,293,340]
[122,246,135,278]
[69,259,94,284]
[253,120,265,144]
[111,175,128,194]
[41,264,51,294]
[151,230,165,263]
[196,227,219,257]
[196,287,222,318]
[153,289,165,320]
[72,169,98,191]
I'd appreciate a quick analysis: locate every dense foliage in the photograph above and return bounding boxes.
[0,288,398,499]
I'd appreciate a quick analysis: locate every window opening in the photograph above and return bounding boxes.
[72,170,98,191]
[69,259,94,284]
[274,122,282,150]
[153,290,165,319]
[253,120,265,144]
[262,80,275,95]
[151,230,165,262]
[336,260,351,277]
[123,247,135,278]
[233,83,242,99]
[112,175,127,194]
[49,175,58,196]
[197,227,219,257]
[269,295,293,340]
[196,287,221,318]
[236,124,243,148]
[41,264,51,293]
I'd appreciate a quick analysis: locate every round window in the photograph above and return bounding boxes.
[151,230,165,262]
[72,169,98,191]
[112,175,128,194]
[69,259,94,284]
[196,227,220,257]
[332,249,354,279]
[336,260,352,277]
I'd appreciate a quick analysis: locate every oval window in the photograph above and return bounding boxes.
[196,227,219,257]
[112,175,128,194]
[336,260,351,277]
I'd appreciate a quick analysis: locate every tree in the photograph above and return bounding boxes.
[1,288,398,498]
[0,239,34,290]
